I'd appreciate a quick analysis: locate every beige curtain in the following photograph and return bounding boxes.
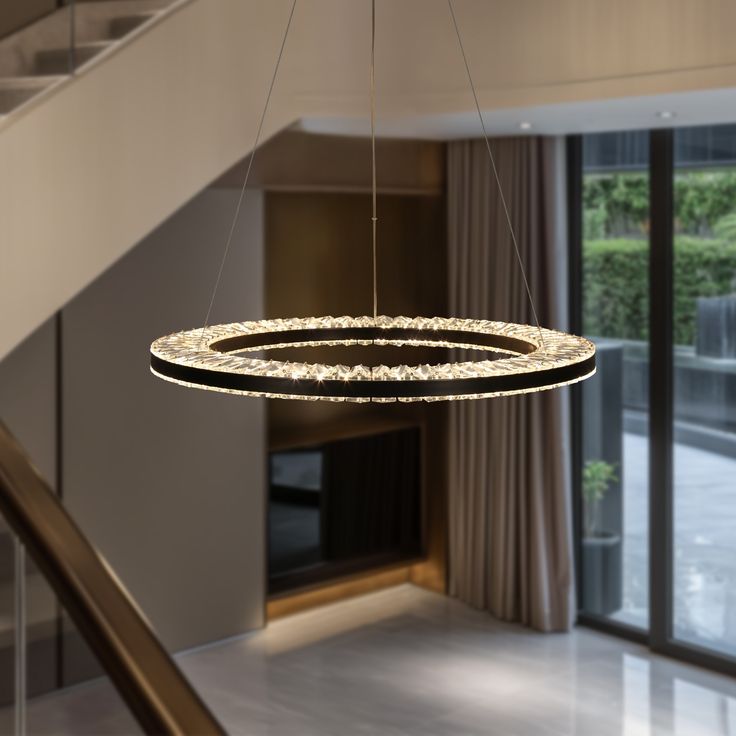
[447,137,574,632]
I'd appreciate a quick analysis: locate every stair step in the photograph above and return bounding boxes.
[109,12,157,40]
[34,41,110,76]
[0,76,62,115]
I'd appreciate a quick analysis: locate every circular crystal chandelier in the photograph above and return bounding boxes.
[151,316,595,402]
[150,1,595,402]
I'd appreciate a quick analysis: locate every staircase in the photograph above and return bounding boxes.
[0,0,297,363]
[0,2,173,117]
[0,421,225,733]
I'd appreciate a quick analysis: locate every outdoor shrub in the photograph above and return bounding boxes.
[714,213,736,243]
[584,169,736,238]
[583,237,736,344]
[583,239,649,340]
[674,238,736,343]
[675,171,736,235]
[583,174,648,237]
[583,206,607,240]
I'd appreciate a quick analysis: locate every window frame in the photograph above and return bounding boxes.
[568,129,736,677]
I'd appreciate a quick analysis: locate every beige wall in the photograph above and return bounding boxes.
[0,319,56,486]
[60,187,266,653]
[287,0,736,111]
[0,319,59,701]
[0,186,266,696]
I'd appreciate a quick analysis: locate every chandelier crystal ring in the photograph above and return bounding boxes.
[150,317,595,402]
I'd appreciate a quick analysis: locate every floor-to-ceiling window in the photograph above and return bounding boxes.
[571,124,736,673]
[577,131,650,631]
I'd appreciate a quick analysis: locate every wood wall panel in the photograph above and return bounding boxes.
[266,186,448,599]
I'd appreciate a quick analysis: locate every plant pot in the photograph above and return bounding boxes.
[581,532,622,616]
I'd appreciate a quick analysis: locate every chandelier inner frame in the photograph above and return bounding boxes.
[150,316,596,403]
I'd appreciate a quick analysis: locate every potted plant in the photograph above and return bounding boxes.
[583,460,617,538]
[581,460,622,616]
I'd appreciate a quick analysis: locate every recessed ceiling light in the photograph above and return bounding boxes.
[656,111,675,119]
[519,121,532,130]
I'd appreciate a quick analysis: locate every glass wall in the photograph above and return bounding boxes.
[673,125,736,657]
[580,131,650,629]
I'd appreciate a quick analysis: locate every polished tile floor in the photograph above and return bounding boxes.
[6,584,736,735]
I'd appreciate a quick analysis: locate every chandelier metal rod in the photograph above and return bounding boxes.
[447,0,545,350]
[200,0,298,344]
[370,0,378,318]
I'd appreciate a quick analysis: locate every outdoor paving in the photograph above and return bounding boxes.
[616,432,736,657]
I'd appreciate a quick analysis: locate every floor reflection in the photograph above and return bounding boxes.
[3,585,736,735]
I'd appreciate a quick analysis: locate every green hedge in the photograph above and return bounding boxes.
[583,170,736,238]
[583,237,736,345]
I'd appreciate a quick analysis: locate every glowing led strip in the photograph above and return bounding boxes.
[150,316,595,402]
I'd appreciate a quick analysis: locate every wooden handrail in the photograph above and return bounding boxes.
[0,422,225,735]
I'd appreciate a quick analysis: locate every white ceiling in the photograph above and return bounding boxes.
[298,87,736,140]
